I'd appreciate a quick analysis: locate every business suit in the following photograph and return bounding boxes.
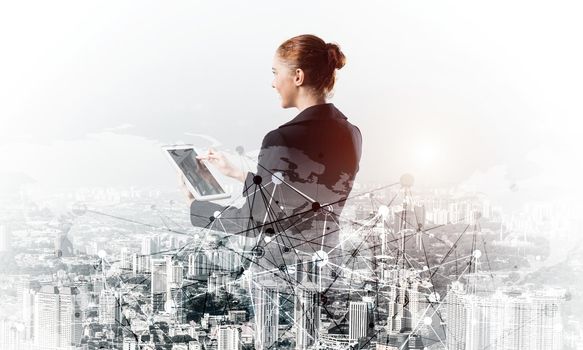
[190,103,362,285]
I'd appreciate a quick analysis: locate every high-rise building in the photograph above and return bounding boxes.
[33,285,60,348]
[19,279,40,341]
[34,286,82,349]
[386,270,420,333]
[132,253,150,274]
[0,319,27,350]
[349,301,371,342]
[99,289,122,326]
[445,282,565,350]
[217,326,241,350]
[57,287,83,348]
[167,285,186,324]
[295,283,320,350]
[151,258,167,312]
[165,256,183,285]
[188,251,211,279]
[253,281,279,350]
[142,235,160,256]
[120,248,131,270]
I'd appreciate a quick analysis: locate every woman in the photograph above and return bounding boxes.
[180,34,362,349]
[182,33,361,263]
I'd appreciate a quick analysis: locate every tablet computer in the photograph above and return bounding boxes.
[163,144,231,201]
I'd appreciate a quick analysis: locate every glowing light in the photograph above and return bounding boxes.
[313,250,329,267]
[414,141,441,168]
[272,172,283,185]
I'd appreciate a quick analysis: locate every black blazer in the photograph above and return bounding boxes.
[190,103,361,269]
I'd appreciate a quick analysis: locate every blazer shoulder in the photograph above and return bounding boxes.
[261,129,287,148]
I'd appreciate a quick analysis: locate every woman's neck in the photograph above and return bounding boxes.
[295,92,326,112]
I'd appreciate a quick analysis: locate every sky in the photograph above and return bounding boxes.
[1,0,582,209]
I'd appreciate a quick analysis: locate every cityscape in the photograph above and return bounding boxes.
[0,176,580,350]
[2,1,581,349]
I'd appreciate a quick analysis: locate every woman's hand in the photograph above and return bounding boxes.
[196,148,247,182]
[177,171,195,205]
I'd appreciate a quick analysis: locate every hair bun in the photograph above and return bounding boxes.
[326,42,346,70]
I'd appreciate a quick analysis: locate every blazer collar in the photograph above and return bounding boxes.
[278,103,346,128]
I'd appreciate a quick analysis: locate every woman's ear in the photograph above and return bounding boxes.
[294,68,305,86]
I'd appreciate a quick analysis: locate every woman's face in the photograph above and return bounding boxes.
[272,55,299,109]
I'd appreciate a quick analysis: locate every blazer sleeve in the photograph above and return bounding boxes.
[189,130,284,236]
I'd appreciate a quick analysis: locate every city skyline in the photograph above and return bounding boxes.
[1,1,582,349]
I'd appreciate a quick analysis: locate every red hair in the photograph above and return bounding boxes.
[277,34,346,97]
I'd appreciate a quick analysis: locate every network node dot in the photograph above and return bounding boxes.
[473,249,482,259]
[272,172,284,185]
[252,246,265,258]
[165,300,176,312]
[400,173,415,188]
[423,317,432,325]
[98,250,107,259]
[213,211,221,219]
[311,202,321,212]
[253,175,262,185]
[312,250,329,267]
[378,205,389,218]
[428,292,441,302]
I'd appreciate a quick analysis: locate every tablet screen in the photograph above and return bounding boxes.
[167,148,225,196]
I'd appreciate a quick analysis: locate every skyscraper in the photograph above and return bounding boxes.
[217,326,241,350]
[295,282,320,350]
[120,247,131,270]
[386,270,420,333]
[56,287,83,348]
[34,286,82,349]
[253,281,279,350]
[141,235,160,256]
[167,285,186,324]
[33,286,60,348]
[99,289,122,326]
[165,255,183,285]
[349,301,371,342]
[19,278,40,341]
[188,251,210,280]
[132,253,150,274]
[151,258,167,312]
[445,282,565,350]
